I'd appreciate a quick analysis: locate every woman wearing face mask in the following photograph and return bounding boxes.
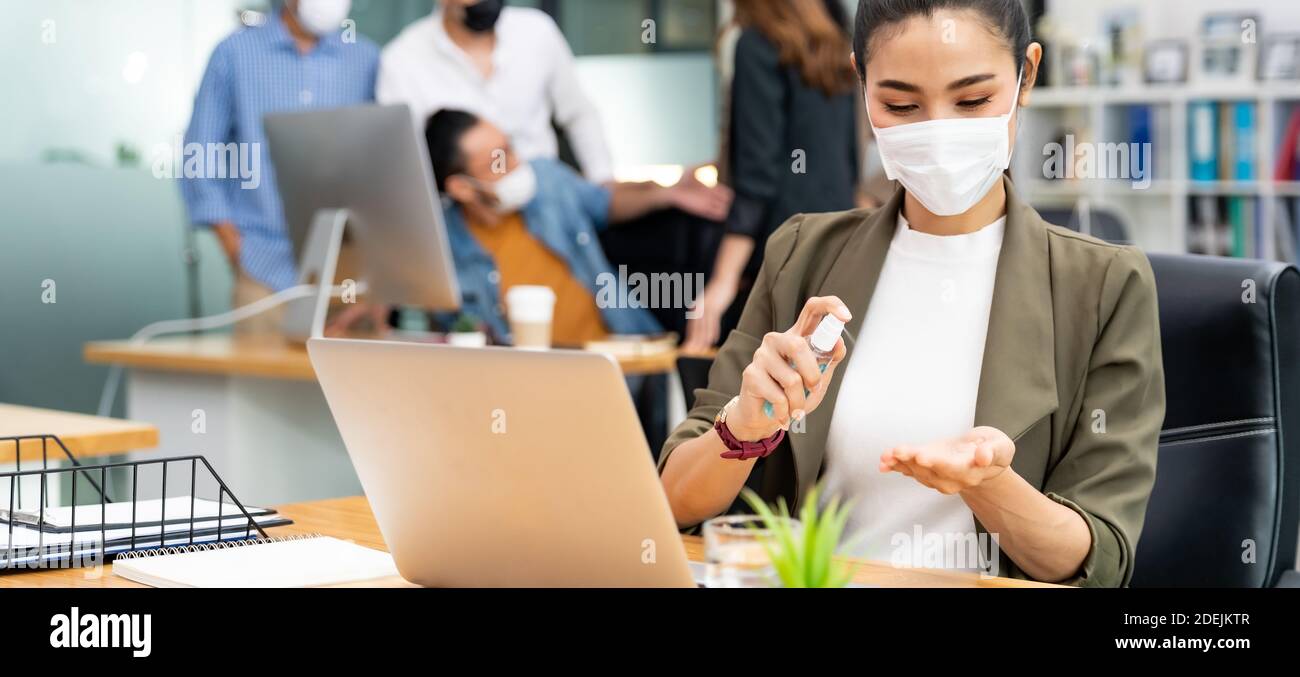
[659,0,1165,587]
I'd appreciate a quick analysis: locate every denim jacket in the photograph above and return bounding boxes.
[438,158,662,342]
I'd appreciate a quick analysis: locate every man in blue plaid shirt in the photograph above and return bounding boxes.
[180,0,378,334]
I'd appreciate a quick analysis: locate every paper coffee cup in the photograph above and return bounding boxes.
[505,285,556,349]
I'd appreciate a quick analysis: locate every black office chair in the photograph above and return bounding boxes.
[1134,254,1300,587]
[1036,205,1131,244]
[676,355,715,415]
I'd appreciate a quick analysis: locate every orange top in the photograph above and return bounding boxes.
[466,213,608,346]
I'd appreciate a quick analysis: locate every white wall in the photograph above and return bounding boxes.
[0,0,719,171]
[0,0,245,164]
[575,53,719,171]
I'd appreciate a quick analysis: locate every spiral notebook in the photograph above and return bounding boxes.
[112,534,400,587]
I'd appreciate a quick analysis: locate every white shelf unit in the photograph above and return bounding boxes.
[1013,83,1300,258]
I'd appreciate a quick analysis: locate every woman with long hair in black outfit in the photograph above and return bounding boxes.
[684,0,862,352]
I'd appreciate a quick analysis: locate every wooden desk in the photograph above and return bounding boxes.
[0,496,1061,588]
[0,496,410,588]
[0,403,158,463]
[85,335,678,379]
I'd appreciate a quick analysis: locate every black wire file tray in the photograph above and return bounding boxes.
[0,434,292,571]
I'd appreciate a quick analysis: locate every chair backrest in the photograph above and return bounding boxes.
[676,355,715,413]
[1036,205,1131,244]
[1133,253,1300,587]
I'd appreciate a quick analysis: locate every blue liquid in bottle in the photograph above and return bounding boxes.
[763,314,844,419]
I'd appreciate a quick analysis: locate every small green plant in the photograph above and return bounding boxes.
[450,313,481,333]
[740,484,856,588]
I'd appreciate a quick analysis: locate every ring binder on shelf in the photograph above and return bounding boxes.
[0,434,290,571]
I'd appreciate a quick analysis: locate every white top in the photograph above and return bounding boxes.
[377,6,614,182]
[822,212,1005,568]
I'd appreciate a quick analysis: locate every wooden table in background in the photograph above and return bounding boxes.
[0,403,158,463]
[0,495,1061,589]
[84,334,678,379]
[81,335,680,505]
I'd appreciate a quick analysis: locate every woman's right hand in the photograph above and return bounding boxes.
[723,296,852,441]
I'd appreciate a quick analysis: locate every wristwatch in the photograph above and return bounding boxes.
[714,396,785,460]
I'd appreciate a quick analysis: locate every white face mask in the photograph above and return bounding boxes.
[294,0,351,36]
[484,162,538,214]
[867,69,1022,216]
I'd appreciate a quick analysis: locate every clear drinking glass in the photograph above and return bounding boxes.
[703,515,800,588]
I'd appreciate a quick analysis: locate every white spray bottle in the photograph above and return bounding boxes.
[763,313,846,419]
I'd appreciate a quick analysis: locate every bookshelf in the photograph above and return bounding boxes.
[1014,83,1300,259]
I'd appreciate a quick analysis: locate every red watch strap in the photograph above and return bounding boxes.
[714,417,785,460]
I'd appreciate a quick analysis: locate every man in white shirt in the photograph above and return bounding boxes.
[378,0,614,183]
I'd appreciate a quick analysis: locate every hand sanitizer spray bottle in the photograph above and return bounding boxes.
[764,313,846,418]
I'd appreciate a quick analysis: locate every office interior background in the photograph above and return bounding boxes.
[3,0,1300,419]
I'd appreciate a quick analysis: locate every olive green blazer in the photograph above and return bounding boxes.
[660,179,1165,587]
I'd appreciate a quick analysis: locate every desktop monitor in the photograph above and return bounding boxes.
[264,103,461,312]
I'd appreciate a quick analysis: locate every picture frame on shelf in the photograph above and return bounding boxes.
[1101,8,1143,87]
[1259,34,1300,82]
[1144,40,1189,84]
[1059,43,1101,87]
[1197,12,1259,84]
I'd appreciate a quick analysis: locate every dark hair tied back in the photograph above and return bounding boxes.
[852,0,1031,81]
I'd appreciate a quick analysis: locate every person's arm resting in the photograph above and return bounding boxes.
[606,182,676,223]
[180,45,236,230]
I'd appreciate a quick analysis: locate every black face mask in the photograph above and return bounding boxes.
[462,0,504,33]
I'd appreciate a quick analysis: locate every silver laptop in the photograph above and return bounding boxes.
[307,338,696,587]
